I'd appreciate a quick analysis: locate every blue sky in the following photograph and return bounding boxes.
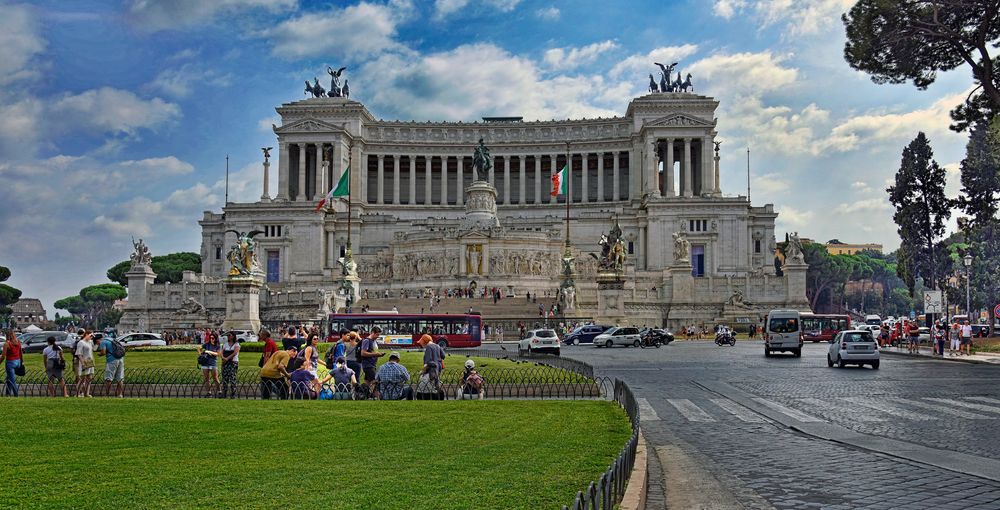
[0,0,974,314]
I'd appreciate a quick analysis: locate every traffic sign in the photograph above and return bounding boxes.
[923,291,943,314]
[994,303,1000,319]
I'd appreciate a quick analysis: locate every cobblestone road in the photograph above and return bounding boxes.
[557,340,1000,509]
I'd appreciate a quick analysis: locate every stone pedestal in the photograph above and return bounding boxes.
[669,263,694,301]
[222,274,264,333]
[781,260,811,311]
[596,273,627,325]
[461,180,500,230]
[336,274,361,310]
[119,264,156,332]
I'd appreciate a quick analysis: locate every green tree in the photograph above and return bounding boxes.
[888,133,953,296]
[804,243,856,312]
[957,120,1000,314]
[54,295,87,316]
[107,252,202,286]
[0,265,23,321]
[843,0,1000,131]
[55,284,127,328]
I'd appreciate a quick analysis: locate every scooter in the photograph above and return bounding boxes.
[714,330,736,346]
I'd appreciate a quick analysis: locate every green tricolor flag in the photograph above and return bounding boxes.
[550,164,568,196]
[315,166,350,211]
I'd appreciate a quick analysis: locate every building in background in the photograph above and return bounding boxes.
[825,239,883,256]
[11,298,47,325]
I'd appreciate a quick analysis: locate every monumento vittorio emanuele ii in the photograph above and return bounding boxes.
[119,63,809,333]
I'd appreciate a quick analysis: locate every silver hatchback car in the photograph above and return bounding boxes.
[827,330,880,369]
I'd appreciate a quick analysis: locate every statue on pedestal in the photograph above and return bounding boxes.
[225,230,264,276]
[130,237,152,267]
[785,232,805,264]
[673,232,691,264]
[327,66,347,97]
[591,220,626,273]
[472,138,491,182]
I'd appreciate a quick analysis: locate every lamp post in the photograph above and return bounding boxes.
[963,253,973,319]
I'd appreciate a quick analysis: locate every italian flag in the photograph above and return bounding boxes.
[315,166,350,211]
[550,164,568,197]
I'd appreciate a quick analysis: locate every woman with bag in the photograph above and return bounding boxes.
[1,328,23,396]
[42,336,69,397]
[301,333,324,378]
[75,331,96,397]
[220,332,241,399]
[197,333,221,398]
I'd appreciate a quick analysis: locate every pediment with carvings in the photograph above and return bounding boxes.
[274,118,345,134]
[644,113,715,128]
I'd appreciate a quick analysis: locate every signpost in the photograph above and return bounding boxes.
[924,291,943,314]
[993,303,1000,319]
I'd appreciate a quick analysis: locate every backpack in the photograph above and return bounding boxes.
[110,339,126,358]
[356,339,368,363]
[324,342,341,369]
[286,350,306,372]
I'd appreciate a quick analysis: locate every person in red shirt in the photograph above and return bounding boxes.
[260,329,278,367]
[1,328,24,396]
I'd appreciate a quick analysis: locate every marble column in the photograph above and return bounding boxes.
[457,157,464,206]
[581,153,589,203]
[261,155,271,202]
[297,143,307,201]
[612,151,620,201]
[566,153,573,203]
[714,146,722,195]
[597,152,604,202]
[360,152,368,203]
[682,138,693,197]
[665,138,675,197]
[277,142,289,201]
[646,139,659,197]
[441,156,448,205]
[409,155,416,205]
[393,156,400,205]
[503,155,511,204]
[518,156,526,205]
[550,155,558,204]
[702,136,714,195]
[376,154,384,204]
[425,155,433,205]
[534,156,542,204]
[488,158,495,188]
[315,144,324,199]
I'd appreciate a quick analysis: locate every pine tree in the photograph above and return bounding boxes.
[958,119,1000,313]
[887,133,953,294]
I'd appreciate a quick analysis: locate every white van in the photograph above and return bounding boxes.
[765,310,802,357]
[864,314,882,326]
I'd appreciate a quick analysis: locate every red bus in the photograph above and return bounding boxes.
[800,313,852,343]
[327,313,482,348]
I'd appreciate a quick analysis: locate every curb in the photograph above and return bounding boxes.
[879,349,992,365]
[620,430,649,510]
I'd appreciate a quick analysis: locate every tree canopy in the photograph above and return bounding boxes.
[0,264,22,320]
[55,284,127,329]
[107,252,202,286]
[843,0,1000,131]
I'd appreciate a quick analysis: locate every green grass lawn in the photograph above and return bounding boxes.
[0,398,630,509]
[19,350,584,384]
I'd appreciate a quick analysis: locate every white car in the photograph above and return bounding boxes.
[518,329,560,356]
[827,330,880,369]
[593,326,642,348]
[226,330,259,343]
[117,332,167,347]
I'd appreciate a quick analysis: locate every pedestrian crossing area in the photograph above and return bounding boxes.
[650,395,1000,424]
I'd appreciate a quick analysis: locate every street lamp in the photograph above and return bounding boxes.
[963,253,973,319]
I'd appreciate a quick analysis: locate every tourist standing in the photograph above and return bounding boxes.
[360,326,386,386]
[75,331,95,397]
[420,331,444,389]
[260,329,277,367]
[97,333,125,397]
[43,336,69,397]
[302,333,322,377]
[220,332,241,399]
[198,333,221,398]
[375,351,412,400]
[344,328,363,377]
[961,322,973,356]
[1,328,23,397]
[281,327,297,350]
[260,346,296,399]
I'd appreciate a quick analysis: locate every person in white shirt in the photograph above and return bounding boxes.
[75,331,96,397]
[42,337,69,397]
[961,323,973,356]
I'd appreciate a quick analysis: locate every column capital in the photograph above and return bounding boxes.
[377,154,384,160]
[683,137,692,143]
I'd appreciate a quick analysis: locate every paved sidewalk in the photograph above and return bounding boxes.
[881,345,1000,364]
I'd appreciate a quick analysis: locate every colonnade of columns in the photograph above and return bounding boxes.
[645,136,717,198]
[276,141,342,202]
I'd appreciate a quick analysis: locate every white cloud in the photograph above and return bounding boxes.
[754,172,791,194]
[610,45,700,80]
[149,64,232,97]
[776,206,815,229]
[710,0,853,36]
[49,87,181,137]
[358,43,620,122]
[535,6,560,20]
[0,4,46,85]
[434,0,521,18]
[689,51,798,95]
[119,156,195,175]
[543,40,618,71]
[0,97,43,158]
[713,0,747,19]
[263,2,407,59]
[126,0,296,32]
[833,198,891,214]
[821,90,968,152]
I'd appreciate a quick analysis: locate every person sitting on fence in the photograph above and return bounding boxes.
[259,346,296,400]
[290,366,320,400]
[375,351,412,400]
[320,356,356,400]
[458,359,485,400]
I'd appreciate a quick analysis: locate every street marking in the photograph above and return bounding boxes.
[801,398,884,421]
[886,397,992,419]
[752,398,823,422]
[709,398,766,422]
[967,396,1000,406]
[926,398,1000,415]
[843,397,938,421]
[636,397,661,422]
[667,399,716,422]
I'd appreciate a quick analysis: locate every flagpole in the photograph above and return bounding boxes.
[564,141,571,249]
[347,141,353,254]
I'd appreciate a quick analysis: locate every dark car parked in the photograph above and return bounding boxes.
[972,324,992,338]
[563,324,612,345]
[19,331,76,353]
